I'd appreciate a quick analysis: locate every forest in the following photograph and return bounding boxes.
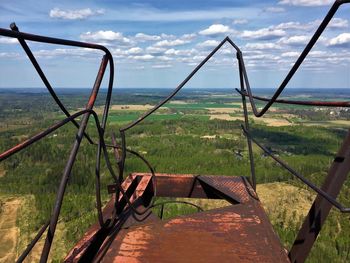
[0,88,350,262]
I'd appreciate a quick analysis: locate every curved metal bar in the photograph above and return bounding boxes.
[116,0,350,198]
[0,26,123,260]
[236,89,350,108]
[119,37,229,132]
[0,109,93,161]
[94,55,115,227]
[10,23,94,144]
[1,24,116,228]
[232,0,350,117]
[151,200,204,212]
[119,0,350,131]
[39,55,109,263]
[107,141,158,209]
[241,125,350,213]
[2,109,97,262]
[0,27,111,56]
[16,221,50,263]
[93,116,157,217]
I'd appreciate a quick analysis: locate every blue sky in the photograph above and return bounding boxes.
[0,0,349,89]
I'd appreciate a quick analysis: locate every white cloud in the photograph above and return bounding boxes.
[308,50,328,57]
[241,28,286,40]
[33,48,98,59]
[152,64,172,68]
[49,8,104,20]
[158,56,173,61]
[278,35,310,46]
[245,43,281,50]
[0,37,18,44]
[80,30,133,46]
[111,48,126,57]
[321,18,348,29]
[180,33,197,41]
[233,19,248,25]
[244,53,280,61]
[154,39,190,47]
[146,46,166,54]
[328,33,350,47]
[278,0,333,7]
[196,40,220,48]
[0,52,20,58]
[89,7,258,22]
[164,48,197,57]
[131,54,154,61]
[126,47,143,55]
[329,18,349,28]
[281,51,300,57]
[274,18,348,32]
[134,33,161,41]
[110,47,143,57]
[199,24,233,36]
[264,7,286,13]
[275,21,305,30]
[160,33,176,39]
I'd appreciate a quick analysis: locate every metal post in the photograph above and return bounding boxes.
[39,55,108,263]
[289,129,350,262]
[237,53,256,190]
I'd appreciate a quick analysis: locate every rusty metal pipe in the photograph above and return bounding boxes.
[237,54,256,190]
[16,221,50,263]
[0,109,95,161]
[120,37,229,132]
[0,27,112,56]
[40,55,108,263]
[233,0,350,117]
[10,23,94,144]
[236,89,350,107]
[241,125,350,213]
[94,55,115,226]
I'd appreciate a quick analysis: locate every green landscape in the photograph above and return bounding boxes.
[0,88,350,262]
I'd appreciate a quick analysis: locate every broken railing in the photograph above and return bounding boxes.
[1,0,350,262]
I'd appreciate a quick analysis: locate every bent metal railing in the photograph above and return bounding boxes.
[0,0,350,262]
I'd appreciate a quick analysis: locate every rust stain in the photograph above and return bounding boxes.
[102,202,289,263]
[66,174,289,262]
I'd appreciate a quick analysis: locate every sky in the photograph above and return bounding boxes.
[0,0,349,89]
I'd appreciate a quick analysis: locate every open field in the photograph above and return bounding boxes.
[254,117,292,127]
[297,119,350,127]
[110,104,155,111]
[257,182,315,227]
[209,114,244,121]
[0,196,21,263]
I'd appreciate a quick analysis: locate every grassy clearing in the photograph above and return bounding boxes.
[253,117,293,127]
[166,103,241,110]
[151,197,231,220]
[108,113,210,123]
[0,196,21,263]
[257,182,315,228]
[209,114,244,121]
[296,120,350,127]
[3,195,69,262]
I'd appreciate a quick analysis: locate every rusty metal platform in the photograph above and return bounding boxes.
[65,173,289,262]
[102,202,288,263]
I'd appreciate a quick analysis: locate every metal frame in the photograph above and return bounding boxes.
[0,0,350,262]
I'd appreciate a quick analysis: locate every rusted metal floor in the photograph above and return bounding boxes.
[102,202,289,262]
[65,173,290,262]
